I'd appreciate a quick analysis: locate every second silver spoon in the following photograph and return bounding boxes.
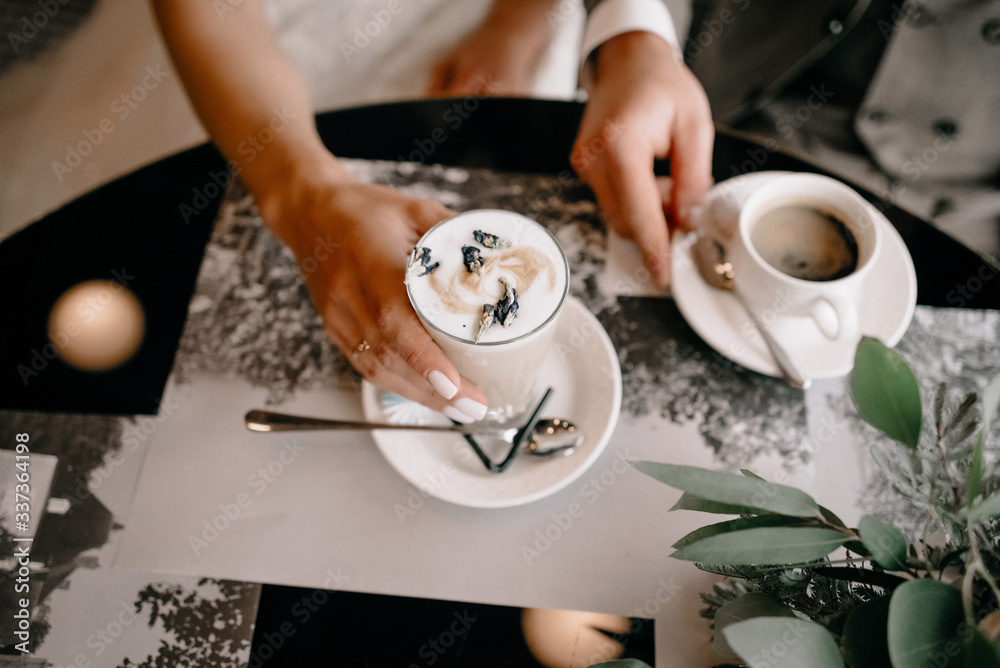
[244,409,583,457]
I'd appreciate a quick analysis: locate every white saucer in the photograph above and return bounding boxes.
[671,171,917,380]
[361,296,622,509]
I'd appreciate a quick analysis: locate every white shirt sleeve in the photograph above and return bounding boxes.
[580,0,680,88]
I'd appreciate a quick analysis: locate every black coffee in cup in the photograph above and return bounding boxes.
[750,204,859,281]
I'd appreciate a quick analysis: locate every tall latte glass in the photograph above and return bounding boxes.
[405,210,570,425]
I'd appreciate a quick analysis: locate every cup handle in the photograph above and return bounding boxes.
[810,294,858,342]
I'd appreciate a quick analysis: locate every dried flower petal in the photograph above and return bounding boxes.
[475,303,495,343]
[462,245,484,275]
[495,276,518,328]
[473,229,512,250]
[404,246,440,284]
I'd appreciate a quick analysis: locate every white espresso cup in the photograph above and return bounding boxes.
[726,173,882,342]
[405,210,570,425]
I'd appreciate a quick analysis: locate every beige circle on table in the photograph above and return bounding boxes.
[47,280,145,371]
[521,608,630,667]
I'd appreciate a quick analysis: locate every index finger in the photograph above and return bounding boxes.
[667,101,715,231]
[586,137,673,287]
[373,289,488,415]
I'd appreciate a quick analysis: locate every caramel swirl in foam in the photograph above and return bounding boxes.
[428,246,556,316]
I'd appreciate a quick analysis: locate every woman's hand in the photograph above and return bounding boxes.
[259,161,488,423]
[427,0,555,96]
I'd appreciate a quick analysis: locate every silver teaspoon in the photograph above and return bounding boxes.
[244,410,584,457]
[692,234,812,390]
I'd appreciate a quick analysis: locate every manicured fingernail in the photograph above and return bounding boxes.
[427,370,458,400]
[443,405,475,424]
[453,397,488,422]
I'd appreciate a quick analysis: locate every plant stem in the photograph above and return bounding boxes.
[964,516,1000,625]
[812,566,909,590]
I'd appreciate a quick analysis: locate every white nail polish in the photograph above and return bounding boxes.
[453,397,487,422]
[443,405,474,424]
[427,370,458,400]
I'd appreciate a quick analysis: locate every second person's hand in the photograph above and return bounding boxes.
[572,31,715,288]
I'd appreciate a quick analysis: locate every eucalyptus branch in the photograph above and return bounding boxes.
[812,566,909,590]
[934,429,963,507]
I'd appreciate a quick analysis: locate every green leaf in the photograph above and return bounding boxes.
[843,540,872,557]
[962,630,1000,668]
[841,596,891,668]
[670,491,756,515]
[673,515,814,550]
[945,391,978,434]
[672,527,847,565]
[887,579,966,668]
[968,373,1000,505]
[850,337,922,448]
[858,515,908,570]
[969,493,1000,522]
[723,617,845,668]
[934,382,947,428]
[631,462,822,518]
[819,505,848,529]
[712,593,796,657]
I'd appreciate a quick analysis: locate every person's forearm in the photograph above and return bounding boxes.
[479,0,560,61]
[152,0,345,236]
[487,0,559,24]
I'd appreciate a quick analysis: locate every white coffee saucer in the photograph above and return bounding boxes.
[671,171,917,380]
[361,296,622,509]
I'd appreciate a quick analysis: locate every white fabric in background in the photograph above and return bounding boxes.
[263,0,582,111]
[0,0,583,240]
